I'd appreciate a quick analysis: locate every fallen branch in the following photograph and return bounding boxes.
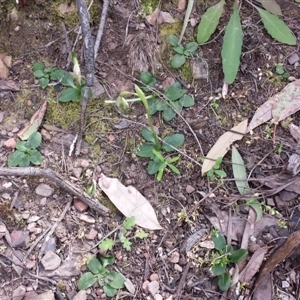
[0,167,110,216]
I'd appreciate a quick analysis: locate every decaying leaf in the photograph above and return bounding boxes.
[253,230,300,293]
[0,54,12,80]
[255,0,282,15]
[17,101,48,140]
[202,119,248,175]
[289,123,300,141]
[146,8,175,26]
[0,80,20,91]
[98,174,163,230]
[252,272,272,300]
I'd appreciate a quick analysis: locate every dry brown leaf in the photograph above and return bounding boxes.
[17,101,48,140]
[252,272,272,300]
[253,230,300,293]
[98,174,163,230]
[146,8,175,26]
[239,247,269,282]
[201,119,248,175]
[255,0,282,15]
[289,123,300,141]
[177,0,187,11]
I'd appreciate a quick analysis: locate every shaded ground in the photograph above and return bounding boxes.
[0,0,300,299]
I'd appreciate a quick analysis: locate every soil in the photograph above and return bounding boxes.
[0,0,300,299]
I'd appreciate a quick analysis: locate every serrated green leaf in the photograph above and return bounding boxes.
[100,256,114,268]
[221,4,243,84]
[162,134,184,152]
[135,229,148,239]
[141,127,156,143]
[171,54,186,68]
[231,146,250,195]
[123,216,135,230]
[78,272,97,290]
[99,238,115,251]
[59,87,82,102]
[197,0,225,44]
[121,238,132,251]
[218,273,231,291]
[230,249,248,263]
[26,132,42,149]
[255,6,296,45]
[136,143,156,158]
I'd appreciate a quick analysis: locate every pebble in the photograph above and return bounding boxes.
[12,285,26,300]
[85,228,98,240]
[168,251,180,263]
[10,230,29,248]
[150,273,159,281]
[37,290,55,300]
[74,199,88,212]
[142,280,150,293]
[154,294,163,300]
[78,214,95,224]
[41,251,61,271]
[27,216,40,223]
[4,138,16,148]
[35,184,54,197]
[72,167,83,179]
[174,264,183,272]
[186,185,195,194]
[1,193,10,200]
[73,290,87,300]
[40,197,47,206]
[148,280,159,297]
[24,290,39,300]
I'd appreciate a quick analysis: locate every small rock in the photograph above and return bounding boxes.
[11,127,19,133]
[85,228,98,240]
[24,290,39,300]
[27,215,40,223]
[91,76,105,99]
[74,199,88,212]
[154,294,163,300]
[10,230,29,248]
[174,264,183,272]
[186,185,195,194]
[12,285,26,300]
[73,290,87,300]
[4,138,16,148]
[142,280,150,293]
[168,251,180,263]
[72,167,83,179]
[288,53,299,65]
[25,260,35,269]
[282,280,290,288]
[79,159,89,168]
[41,251,61,271]
[95,289,104,296]
[27,223,36,232]
[78,214,95,224]
[37,290,55,300]
[10,8,19,21]
[150,273,159,281]
[1,193,10,200]
[40,197,47,206]
[35,184,54,197]
[21,211,30,219]
[148,280,159,297]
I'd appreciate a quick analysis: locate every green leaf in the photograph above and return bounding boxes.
[33,69,45,78]
[103,285,117,297]
[171,54,186,69]
[168,163,180,175]
[163,107,177,121]
[26,132,42,149]
[147,158,162,174]
[16,141,28,151]
[254,6,296,45]
[221,4,243,84]
[39,77,49,89]
[123,216,135,231]
[106,271,125,289]
[50,69,65,81]
[179,94,195,107]
[141,127,156,143]
[87,257,103,274]
[33,62,44,72]
[212,263,226,276]
[246,198,263,221]
[148,98,160,114]
[255,0,282,15]
[169,34,179,47]
[214,169,227,179]
[185,42,198,53]
[18,155,31,167]
[78,272,97,290]
[44,67,56,73]
[116,96,130,114]
[230,249,248,263]
[99,238,115,251]
[212,231,226,251]
[218,273,231,291]
[7,150,26,167]
[136,143,156,158]
[121,237,132,251]
[100,256,115,268]
[173,45,185,54]
[29,150,42,165]
[61,72,77,88]
[232,146,250,195]
[152,149,165,162]
[162,134,184,152]
[197,0,225,44]
[165,85,187,101]
[59,87,82,102]
[135,229,148,239]
[140,71,156,86]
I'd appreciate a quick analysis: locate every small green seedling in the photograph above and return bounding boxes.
[169,35,198,69]
[207,157,227,181]
[210,229,248,291]
[33,53,90,102]
[8,132,42,167]
[99,217,148,252]
[78,256,124,297]
[274,63,290,80]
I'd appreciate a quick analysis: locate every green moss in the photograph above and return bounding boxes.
[140,0,160,17]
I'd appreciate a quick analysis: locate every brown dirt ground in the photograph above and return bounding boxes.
[0,0,300,299]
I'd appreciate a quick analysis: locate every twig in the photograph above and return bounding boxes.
[0,167,109,215]
[94,0,109,60]
[75,0,95,156]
